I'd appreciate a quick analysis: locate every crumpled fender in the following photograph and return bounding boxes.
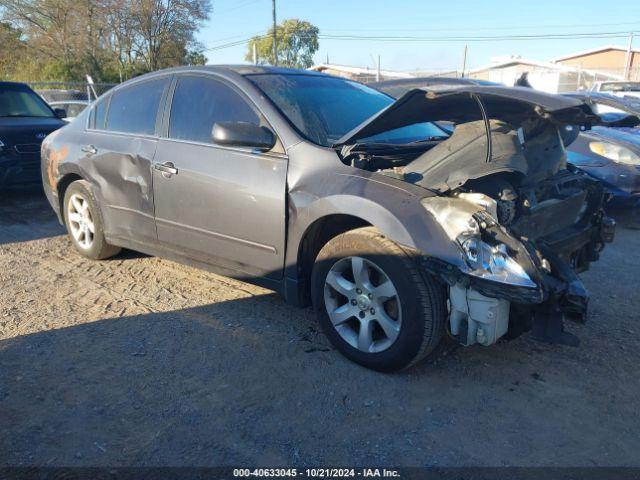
[284,166,467,276]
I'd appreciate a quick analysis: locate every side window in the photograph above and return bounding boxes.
[106,77,169,135]
[169,76,260,144]
[92,98,108,130]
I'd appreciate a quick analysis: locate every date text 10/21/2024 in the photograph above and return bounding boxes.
[232,468,401,478]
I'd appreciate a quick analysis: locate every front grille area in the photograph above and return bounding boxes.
[14,143,41,154]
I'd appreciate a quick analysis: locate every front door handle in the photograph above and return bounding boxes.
[81,144,97,155]
[154,161,178,175]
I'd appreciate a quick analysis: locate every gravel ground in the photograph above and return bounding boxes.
[1,187,639,467]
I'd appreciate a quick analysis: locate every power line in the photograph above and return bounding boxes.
[317,30,639,42]
[320,20,640,34]
[205,30,267,44]
[203,29,639,52]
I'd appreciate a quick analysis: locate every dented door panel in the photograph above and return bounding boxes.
[82,131,158,243]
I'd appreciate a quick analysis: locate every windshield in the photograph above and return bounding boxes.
[0,84,55,118]
[601,82,640,93]
[247,73,447,147]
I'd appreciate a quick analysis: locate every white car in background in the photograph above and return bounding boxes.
[590,81,640,99]
[48,100,89,122]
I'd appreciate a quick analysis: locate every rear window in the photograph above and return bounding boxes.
[106,78,169,135]
[0,83,55,118]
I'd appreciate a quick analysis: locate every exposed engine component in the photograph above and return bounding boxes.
[449,283,510,346]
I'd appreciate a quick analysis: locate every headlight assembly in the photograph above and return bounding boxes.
[459,237,536,288]
[422,196,537,288]
[589,141,640,165]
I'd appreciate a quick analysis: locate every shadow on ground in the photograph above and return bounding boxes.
[0,187,64,244]
[2,284,640,467]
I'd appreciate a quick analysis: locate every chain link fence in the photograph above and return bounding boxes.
[468,66,640,93]
[23,81,118,104]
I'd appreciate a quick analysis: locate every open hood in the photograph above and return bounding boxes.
[334,85,612,148]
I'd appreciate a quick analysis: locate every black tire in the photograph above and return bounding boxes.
[311,227,446,372]
[63,180,121,260]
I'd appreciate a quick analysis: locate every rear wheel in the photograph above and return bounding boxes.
[311,227,446,372]
[63,180,120,260]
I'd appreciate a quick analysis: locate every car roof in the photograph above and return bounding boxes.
[101,65,337,99]
[129,64,329,80]
[0,81,32,88]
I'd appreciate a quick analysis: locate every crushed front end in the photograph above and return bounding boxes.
[336,85,623,347]
[421,175,615,347]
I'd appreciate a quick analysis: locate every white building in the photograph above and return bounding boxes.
[467,55,620,93]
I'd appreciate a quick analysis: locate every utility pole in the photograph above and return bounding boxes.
[461,44,468,78]
[376,54,381,82]
[272,0,278,66]
[253,43,258,65]
[624,32,634,80]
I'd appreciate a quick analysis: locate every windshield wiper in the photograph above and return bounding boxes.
[408,136,449,143]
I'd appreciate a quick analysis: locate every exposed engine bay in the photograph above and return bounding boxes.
[336,86,621,348]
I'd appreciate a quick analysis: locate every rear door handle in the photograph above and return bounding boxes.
[81,144,97,155]
[154,161,178,175]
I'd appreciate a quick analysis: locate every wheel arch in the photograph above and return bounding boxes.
[285,194,420,307]
[56,173,85,221]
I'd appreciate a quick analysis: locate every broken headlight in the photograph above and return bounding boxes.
[458,235,536,288]
[422,196,536,288]
[589,141,640,165]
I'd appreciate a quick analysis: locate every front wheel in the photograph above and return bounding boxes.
[311,227,446,372]
[63,180,121,260]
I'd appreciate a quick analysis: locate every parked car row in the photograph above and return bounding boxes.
[35,65,625,371]
[563,92,640,208]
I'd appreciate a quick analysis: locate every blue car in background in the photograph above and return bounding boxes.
[564,93,640,208]
[0,82,66,188]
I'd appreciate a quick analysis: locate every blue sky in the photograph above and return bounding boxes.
[199,0,640,72]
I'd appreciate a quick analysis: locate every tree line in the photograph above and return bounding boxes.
[0,0,211,82]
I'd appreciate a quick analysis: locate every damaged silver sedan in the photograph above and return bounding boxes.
[41,66,616,371]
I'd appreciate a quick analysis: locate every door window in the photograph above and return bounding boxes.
[106,77,169,135]
[169,76,260,144]
[91,98,108,129]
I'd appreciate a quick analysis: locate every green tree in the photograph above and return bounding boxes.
[0,21,26,79]
[184,48,207,65]
[246,19,319,69]
[0,0,211,82]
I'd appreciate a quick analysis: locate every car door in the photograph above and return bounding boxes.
[152,74,288,279]
[82,76,171,244]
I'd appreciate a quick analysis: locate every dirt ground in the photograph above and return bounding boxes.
[1,187,639,467]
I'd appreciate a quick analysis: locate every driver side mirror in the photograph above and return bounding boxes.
[212,122,276,151]
[54,108,67,119]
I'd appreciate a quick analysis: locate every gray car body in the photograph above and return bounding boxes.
[41,65,462,307]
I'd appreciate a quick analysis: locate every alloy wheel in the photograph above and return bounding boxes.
[67,193,95,250]
[323,256,402,353]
